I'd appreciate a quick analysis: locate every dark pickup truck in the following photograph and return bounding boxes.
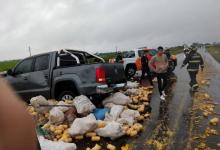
[4,49,126,102]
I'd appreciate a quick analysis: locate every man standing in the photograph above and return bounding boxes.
[149,46,169,100]
[140,49,153,85]
[181,47,204,91]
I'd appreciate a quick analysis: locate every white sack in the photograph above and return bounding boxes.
[73,95,96,114]
[95,121,125,140]
[68,114,97,136]
[102,92,132,106]
[109,105,124,121]
[56,101,70,112]
[49,108,65,125]
[38,136,77,150]
[126,81,139,89]
[30,95,49,113]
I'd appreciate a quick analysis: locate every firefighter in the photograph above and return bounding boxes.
[181,47,204,91]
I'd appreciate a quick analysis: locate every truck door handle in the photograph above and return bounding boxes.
[23,76,28,80]
[44,74,49,78]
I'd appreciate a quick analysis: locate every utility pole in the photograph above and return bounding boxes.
[28,46,32,56]
[116,46,118,53]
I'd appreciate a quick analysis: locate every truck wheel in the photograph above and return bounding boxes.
[58,91,76,101]
[125,65,136,79]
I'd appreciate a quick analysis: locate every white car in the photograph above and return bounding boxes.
[112,48,177,79]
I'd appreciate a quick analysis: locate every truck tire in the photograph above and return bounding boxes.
[58,91,76,101]
[125,64,137,79]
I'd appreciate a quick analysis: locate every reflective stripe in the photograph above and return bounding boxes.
[189,60,200,63]
[192,56,201,59]
[192,84,198,88]
[187,69,199,71]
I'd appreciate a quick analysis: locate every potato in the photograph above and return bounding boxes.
[91,144,101,150]
[129,130,138,137]
[209,117,219,126]
[75,135,84,140]
[62,125,68,129]
[203,112,209,117]
[132,98,139,104]
[141,97,149,101]
[91,136,101,142]
[56,135,62,139]
[97,121,106,128]
[50,126,55,132]
[138,105,145,113]
[66,138,72,143]
[57,126,64,131]
[86,132,97,138]
[133,123,143,132]
[107,144,116,150]
[128,104,139,110]
[144,113,150,118]
[54,129,63,135]
[42,123,50,129]
[137,115,145,122]
[32,112,38,116]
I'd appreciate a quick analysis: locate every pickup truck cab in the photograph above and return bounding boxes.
[4,49,126,102]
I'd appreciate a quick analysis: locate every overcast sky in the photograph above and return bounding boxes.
[0,0,220,60]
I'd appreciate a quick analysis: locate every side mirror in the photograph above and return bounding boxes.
[7,69,14,76]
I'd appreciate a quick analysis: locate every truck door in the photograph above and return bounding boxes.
[27,54,51,99]
[7,58,34,100]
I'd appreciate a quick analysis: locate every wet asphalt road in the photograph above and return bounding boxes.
[76,48,220,150]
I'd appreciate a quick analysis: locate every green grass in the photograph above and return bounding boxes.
[169,46,184,55]
[0,60,19,72]
[96,52,116,62]
[207,45,220,63]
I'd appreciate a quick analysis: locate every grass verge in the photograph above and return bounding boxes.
[207,45,220,63]
[0,60,19,72]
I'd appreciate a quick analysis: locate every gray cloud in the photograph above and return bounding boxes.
[0,0,220,60]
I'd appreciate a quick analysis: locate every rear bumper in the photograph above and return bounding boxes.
[96,83,126,94]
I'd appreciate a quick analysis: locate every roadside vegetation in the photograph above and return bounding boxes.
[97,46,184,62]
[207,45,220,63]
[168,46,184,55]
[0,60,19,72]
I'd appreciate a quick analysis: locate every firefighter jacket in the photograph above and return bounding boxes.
[182,51,204,72]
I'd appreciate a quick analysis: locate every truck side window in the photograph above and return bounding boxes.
[14,58,33,74]
[34,55,49,71]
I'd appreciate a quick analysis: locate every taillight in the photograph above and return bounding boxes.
[96,67,106,83]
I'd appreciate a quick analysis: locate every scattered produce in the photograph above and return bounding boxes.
[91,136,101,142]
[209,117,219,126]
[27,82,154,148]
[107,144,116,150]
[74,135,84,140]
[91,144,101,150]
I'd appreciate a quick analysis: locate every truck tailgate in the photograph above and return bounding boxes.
[101,63,126,84]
